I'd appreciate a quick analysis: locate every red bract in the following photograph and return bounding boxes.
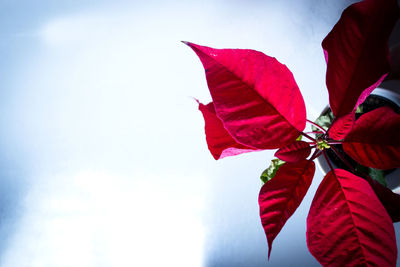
[185,0,400,265]
[198,101,258,159]
[323,0,399,118]
[259,160,315,259]
[184,42,306,149]
[307,169,397,267]
[327,113,354,141]
[343,106,400,169]
[275,141,311,163]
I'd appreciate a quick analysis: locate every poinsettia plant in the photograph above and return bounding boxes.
[184,0,400,266]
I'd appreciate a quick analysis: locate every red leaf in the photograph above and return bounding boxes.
[184,42,306,149]
[343,107,400,169]
[307,169,397,266]
[198,102,258,160]
[274,141,311,163]
[259,160,315,259]
[327,113,355,140]
[364,175,400,222]
[323,0,399,117]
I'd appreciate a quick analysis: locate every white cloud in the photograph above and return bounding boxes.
[1,170,206,267]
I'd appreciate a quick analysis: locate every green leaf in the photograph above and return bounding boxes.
[261,159,285,183]
[355,105,363,114]
[296,135,303,141]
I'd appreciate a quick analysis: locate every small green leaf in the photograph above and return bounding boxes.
[296,135,303,141]
[355,105,363,114]
[261,159,285,183]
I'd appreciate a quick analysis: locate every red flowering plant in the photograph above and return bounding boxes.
[184,0,400,265]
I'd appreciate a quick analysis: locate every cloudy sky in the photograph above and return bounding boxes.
[0,0,398,266]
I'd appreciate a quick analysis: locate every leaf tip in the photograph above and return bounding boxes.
[181,40,191,46]
[268,246,272,260]
[190,96,200,105]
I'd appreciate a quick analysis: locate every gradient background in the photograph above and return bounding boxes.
[0,0,399,266]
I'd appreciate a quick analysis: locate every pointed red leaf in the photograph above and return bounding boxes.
[307,169,397,266]
[327,113,355,140]
[185,42,306,149]
[259,160,315,259]
[274,141,311,163]
[198,102,258,160]
[343,107,400,169]
[323,0,399,117]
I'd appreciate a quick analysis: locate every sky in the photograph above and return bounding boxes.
[0,0,399,266]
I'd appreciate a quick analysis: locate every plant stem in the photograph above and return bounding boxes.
[329,146,373,180]
[309,148,319,160]
[302,132,316,142]
[330,146,357,173]
[323,150,335,173]
[304,131,324,135]
[310,149,322,161]
[306,119,327,133]
[327,141,342,145]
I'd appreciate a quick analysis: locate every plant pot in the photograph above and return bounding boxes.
[315,85,400,193]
